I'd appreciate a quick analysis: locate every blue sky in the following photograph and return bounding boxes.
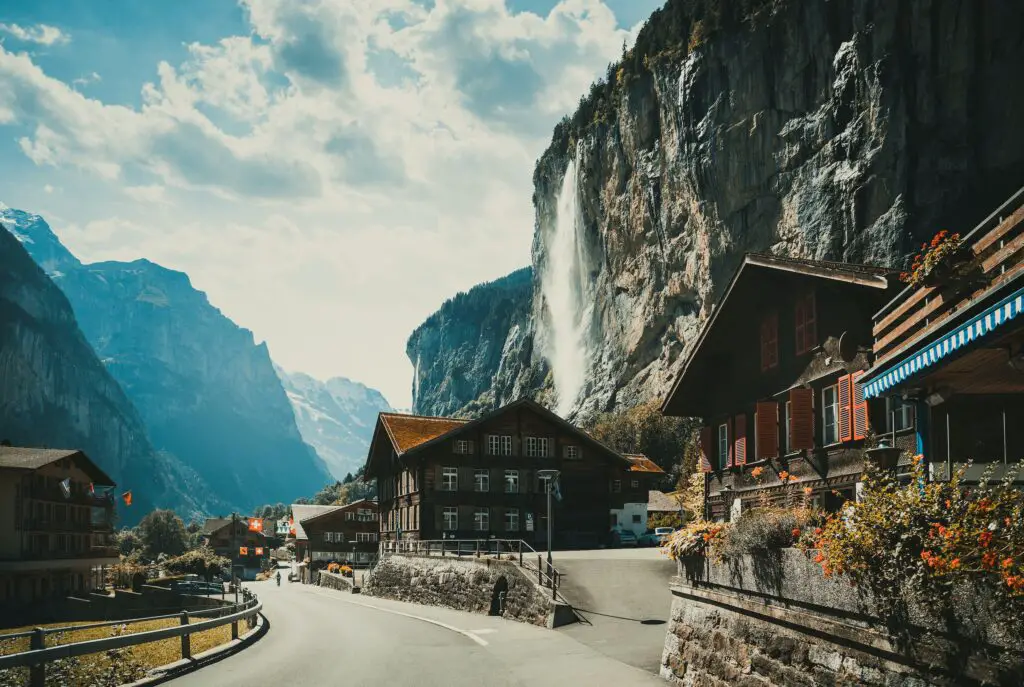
[0,0,664,408]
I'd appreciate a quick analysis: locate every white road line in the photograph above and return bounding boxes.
[306,587,490,646]
[469,629,497,634]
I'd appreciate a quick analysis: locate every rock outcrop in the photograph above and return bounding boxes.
[415,0,1024,421]
[3,206,330,514]
[276,367,392,481]
[0,216,204,521]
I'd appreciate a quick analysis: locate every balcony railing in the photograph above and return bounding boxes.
[20,518,114,533]
[26,487,116,507]
[872,186,1024,366]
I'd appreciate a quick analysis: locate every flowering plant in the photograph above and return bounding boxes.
[804,454,1023,632]
[662,520,732,561]
[899,230,967,286]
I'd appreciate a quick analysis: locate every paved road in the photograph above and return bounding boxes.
[171,575,663,687]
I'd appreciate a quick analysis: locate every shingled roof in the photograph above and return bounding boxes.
[624,454,665,474]
[0,446,116,485]
[378,413,469,455]
[292,504,344,540]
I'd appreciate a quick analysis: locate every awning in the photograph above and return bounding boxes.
[863,285,1024,399]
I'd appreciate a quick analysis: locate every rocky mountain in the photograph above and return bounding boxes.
[407,267,537,417]
[0,209,209,522]
[414,0,1024,421]
[276,367,392,480]
[2,206,331,514]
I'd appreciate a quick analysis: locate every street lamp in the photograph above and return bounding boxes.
[537,469,560,581]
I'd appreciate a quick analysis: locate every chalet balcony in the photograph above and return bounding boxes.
[26,486,116,508]
[20,518,114,533]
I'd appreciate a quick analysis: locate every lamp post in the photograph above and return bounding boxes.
[537,469,560,582]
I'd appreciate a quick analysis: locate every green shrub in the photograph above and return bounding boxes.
[714,507,822,559]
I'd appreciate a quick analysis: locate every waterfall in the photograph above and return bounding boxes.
[539,153,593,417]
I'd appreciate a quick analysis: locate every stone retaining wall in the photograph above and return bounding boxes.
[362,554,558,627]
[661,550,1023,687]
[317,571,354,593]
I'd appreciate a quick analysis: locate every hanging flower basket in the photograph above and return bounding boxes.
[900,230,977,288]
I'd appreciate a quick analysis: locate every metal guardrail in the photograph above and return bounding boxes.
[0,588,262,685]
[380,539,567,602]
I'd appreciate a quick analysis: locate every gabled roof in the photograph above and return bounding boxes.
[648,490,683,512]
[378,413,468,454]
[661,252,895,417]
[0,447,116,485]
[364,398,634,475]
[624,454,665,474]
[292,504,344,540]
[300,498,378,528]
[201,517,231,535]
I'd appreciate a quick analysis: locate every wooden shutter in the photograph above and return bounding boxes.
[838,374,853,443]
[699,427,712,472]
[755,401,779,460]
[733,415,747,466]
[761,312,778,371]
[794,298,806,354]
[851,370,869,440]
[789,388,814,450]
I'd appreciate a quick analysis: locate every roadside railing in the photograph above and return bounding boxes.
[0,588,262,686]
[379,538,566,602]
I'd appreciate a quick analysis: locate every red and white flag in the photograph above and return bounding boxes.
[247,518,263,532]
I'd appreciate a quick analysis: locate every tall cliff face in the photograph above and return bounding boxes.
[276,367,392,481]
[407,267,541,417]
[0,216,207,522]
[3,207,330,513]
[518,0,1024,419]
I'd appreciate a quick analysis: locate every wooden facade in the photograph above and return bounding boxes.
[662,254,899,520]
[299,499,379,570]
[364,399,658,549]
[861,186,1024,484]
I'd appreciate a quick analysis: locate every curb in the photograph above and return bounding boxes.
[122,613,268,686]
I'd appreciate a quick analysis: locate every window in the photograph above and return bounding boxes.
[540,473,554,493]
[488,435,513,455]
[611,480,621,493]
[631,479,639,489]
[474,469,489,492]
[760,311,779,370]
[564,445,579,459]
[795,291,817,355]
[505,509,519,532]
[886,397,915,432]
[717,423,729,469]
[474,508,489,532]
[443,507,458,531]
[784,400,792,453]
[632,514,642,524]
[822,385,839,445]
[441,467,458,491]
[454,439,471,454]
[356,532,377,543]
[357,509,374,522]
[525,437,549,458]
[345,511,355,521]
[504,470,519,493]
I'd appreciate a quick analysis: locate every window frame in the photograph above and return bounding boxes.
[474,469,489,493]
[525,436,550,458]
[760,311,779,371]
[474,508,489,532]
[784,400,792,454]
[504,469,519,494]
[630,479,639,489]
[454,439,471,454]
[611,479,621,493]
[505,508,519,532]
[795,290,818,355]
[443,507,457,531]
[885,397,915,433]
[564,445,579,459]
[441,467,458,492]
[717,423,729,469]
[489,435,513,456]
[822,384,839,446]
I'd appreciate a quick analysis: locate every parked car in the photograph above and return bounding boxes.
[611,529,638,547]
[637,530,661,547]
[654,527,675,544]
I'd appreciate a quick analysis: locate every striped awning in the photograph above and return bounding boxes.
[863,285,1024,399]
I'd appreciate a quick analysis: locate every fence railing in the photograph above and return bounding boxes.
[379,538,566,601]
[0,588,262,686]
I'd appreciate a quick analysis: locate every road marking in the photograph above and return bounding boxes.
[306,587,490,646]
[470,629,497,634]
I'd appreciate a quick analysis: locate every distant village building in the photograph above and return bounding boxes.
[661,254,899,520]
[201,517,266,580]
[0,447,118,610]
[860,186,1024,484]
[295,499,379,582]
[612,455,667,536]
[647,490,684,526]
[363,398,664,548]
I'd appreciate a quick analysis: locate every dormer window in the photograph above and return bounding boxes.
[795,290,817,355]
[760,311,778,371]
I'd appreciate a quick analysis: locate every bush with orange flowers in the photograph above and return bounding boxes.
[898,230,968,287]
[805,454,1023,632]
[663,520,732,561]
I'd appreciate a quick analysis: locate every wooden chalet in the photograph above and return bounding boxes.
[661,253,899,520]
[363,398,653,549]
[298,499,379,578]
[861,186,1024,484]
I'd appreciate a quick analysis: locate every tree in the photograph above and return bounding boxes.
[137,509,188,558]
[115,527,141,556]
[164,547,230,581]
[585,400,700,483]
[343,472,355,484]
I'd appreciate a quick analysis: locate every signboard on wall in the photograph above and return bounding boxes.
[525,513,534,532]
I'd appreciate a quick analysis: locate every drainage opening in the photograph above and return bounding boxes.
[639,619,666,626]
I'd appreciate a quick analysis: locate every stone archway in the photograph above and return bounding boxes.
[489,576,509,616]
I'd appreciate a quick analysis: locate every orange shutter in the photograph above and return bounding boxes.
[838,374,853,443]
[733,415,747,466]
[851,370,869,440]
[755,401,779,460]
[699,427,712,472]
[789,388,814,450]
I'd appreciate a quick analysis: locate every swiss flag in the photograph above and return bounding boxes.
[248,518,263,532]
[121,491,132,507]
[240,546,249,556]
[255,547,264,556]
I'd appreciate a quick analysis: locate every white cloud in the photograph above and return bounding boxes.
[72,71,101,89]
[43,184,54,194]
[0,23,69,46]
[0,0,641,406]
